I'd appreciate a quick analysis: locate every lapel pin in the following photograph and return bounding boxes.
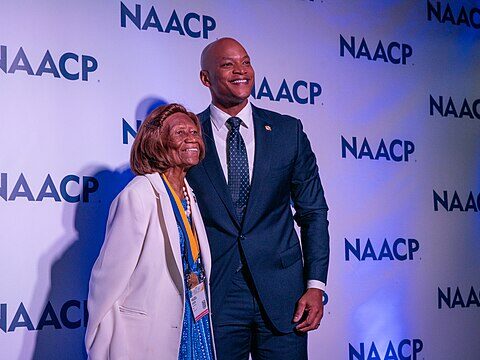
[265,125,272,131]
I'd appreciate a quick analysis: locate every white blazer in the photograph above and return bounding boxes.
[85,173,213,360]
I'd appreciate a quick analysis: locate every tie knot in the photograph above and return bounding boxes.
[227,117,242,131]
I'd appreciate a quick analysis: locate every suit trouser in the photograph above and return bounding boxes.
[212,267,308,360]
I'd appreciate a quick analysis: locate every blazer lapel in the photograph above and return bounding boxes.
[144,173,184,294]
[198,108,240,227]
[243,105,273,230]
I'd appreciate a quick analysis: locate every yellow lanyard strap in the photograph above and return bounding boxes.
[161,173,200,262]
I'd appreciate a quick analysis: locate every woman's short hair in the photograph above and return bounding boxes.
[130,103,205,175]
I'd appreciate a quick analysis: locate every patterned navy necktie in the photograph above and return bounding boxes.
[226,116,250,223]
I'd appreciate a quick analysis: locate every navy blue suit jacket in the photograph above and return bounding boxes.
[187,104,329,333]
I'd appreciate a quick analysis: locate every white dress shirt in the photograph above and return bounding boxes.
[209,102,255,181]
[208,101,325,292]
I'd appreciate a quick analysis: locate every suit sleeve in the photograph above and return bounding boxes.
[290,119,330,284]
[85,186,148,355]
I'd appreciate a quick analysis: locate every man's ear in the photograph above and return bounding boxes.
[200,70,211,87]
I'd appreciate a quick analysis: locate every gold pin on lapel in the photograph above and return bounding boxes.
[265,125,272,131]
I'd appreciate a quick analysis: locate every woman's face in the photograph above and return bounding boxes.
[162,113,204,170]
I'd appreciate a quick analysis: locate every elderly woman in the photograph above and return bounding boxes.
[85,104,214,360]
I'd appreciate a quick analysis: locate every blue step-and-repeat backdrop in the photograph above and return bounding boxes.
[1,1,479,359]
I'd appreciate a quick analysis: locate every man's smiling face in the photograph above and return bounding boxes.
[200,38,255,114]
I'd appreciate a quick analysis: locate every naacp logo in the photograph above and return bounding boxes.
[341,136,415,162]
[349,339,424,360]
[438,286,480,309]
[345,238,419,261]
[251,77,322,105]
[122,118,142,145]
[0,173,99,203]
[340,35,413,65]
[427,1,480,29]
[433,190,479,212]
[1,300,87,332]
[120,2,216,39]
[430,95,480,120]
[1,45,98,81]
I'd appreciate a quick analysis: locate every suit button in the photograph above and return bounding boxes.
[239,235,246,241]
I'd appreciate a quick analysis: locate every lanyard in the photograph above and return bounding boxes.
[160,173,200,268]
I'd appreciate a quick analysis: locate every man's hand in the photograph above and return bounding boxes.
[293,288,324,332]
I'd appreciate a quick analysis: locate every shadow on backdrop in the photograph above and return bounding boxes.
[135,96,168,121]
[27,97,167,359]
[27,165,134,360]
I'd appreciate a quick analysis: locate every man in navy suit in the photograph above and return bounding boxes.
[187,37,329,360]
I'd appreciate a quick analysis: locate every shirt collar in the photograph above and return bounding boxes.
[209,101,253,131]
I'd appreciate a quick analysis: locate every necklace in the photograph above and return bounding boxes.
[182,186,191,217]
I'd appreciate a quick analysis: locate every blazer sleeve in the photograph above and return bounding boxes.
[85,185,148,355]
[290,119,330,284]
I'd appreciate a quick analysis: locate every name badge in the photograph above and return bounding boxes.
[189,282,209,322]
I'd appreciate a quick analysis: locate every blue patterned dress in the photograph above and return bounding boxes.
[177,199,214,360]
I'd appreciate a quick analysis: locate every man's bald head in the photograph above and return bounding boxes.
[200,37,247,71]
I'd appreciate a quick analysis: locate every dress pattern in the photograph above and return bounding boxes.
[178,199,214,360]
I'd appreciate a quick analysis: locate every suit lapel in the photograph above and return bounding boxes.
[243,105,273,230]
[144,173,184,294]
[198,108,240,227]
